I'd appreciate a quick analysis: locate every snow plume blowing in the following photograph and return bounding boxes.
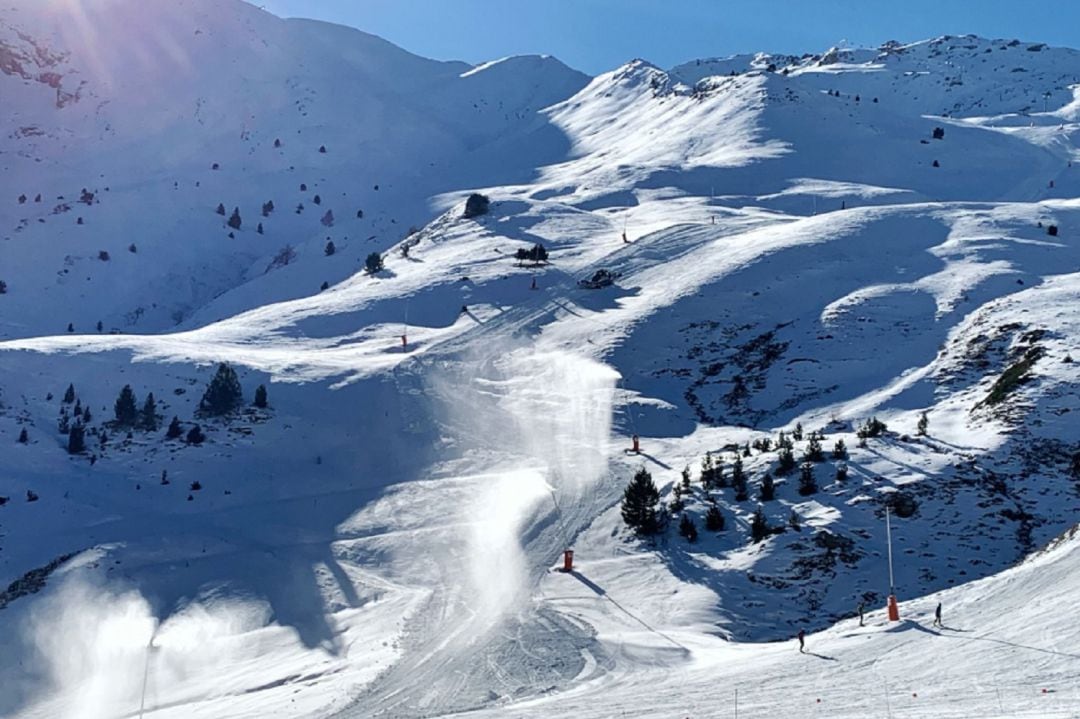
[431,344,619,628]
[14,573,269,719]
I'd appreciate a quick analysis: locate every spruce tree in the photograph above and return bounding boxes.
[759,472,775,501]
[678,514,698,543]
[750,507,770,543]
[836,462,849,482]
[140,393,158,431]
[917,411,929,436]
[806,435,824,462]
[63,383,76,404]
[792,422,804,441]
[216,203,226,216]
[798,461,818,496]
[832,439,848,460]
[700,452,715,488]
[17,427,28,444]
[680,465,692,493]
[705,505,725,531]
[325,240,336,256]
[227,207,242,230]
[199,363,243,416]
[114,385,139,427]
[789,509,802,531]
[732,456,748,501]
[776,446,796,475]
[365,252,384,274]
[620,467,660,535]
[67,423,86,454]
[186,424,206,445]
[166,416,183,439]
[253,384,268,409]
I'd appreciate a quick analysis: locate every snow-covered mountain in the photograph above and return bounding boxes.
[2,1,1079,717]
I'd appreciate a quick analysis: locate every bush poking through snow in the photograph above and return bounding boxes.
[254,384,268,409]
[365,252,384,274]
[186,425,206,445]
[227,207,242,230]
[463,193,490,218]
[166,416,183,439]
[678,513,699,543]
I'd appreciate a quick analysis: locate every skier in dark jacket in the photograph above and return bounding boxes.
[933,602,943,628]
[858,602,865,627]
[797,629,806,652]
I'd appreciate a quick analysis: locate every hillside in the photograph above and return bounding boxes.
[1,2,1080,717]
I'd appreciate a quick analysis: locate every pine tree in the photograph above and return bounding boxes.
[759,472,775,501]
[82,406,92,423]
[732,456,748,501]
[700,452,715,488]
[253,384,268,409]
[792,422,804,441]
[798,461,818,496]
[832,439,848,460]
[750,507,770,543]
[836,462,849,482]
[705,504,725,531]
[114,385,139,426]
[63,383,76,404]
[620,467,660,535]
[320,209,334,227]
[166,416,183,439]
[917,411,929,436]
[680,465,692,494]
[216,203,226,216]
[325,240,336,256]
[742,442,752,457]
[17,427,28,444]
[256,222,264,235]
[365,252,384,274]
[805,435,824,462]
[776,446,796,475]
[313,194,322,205]
[199,363,244,416]
[227,207,242,230]
[140,393,158,431]
[186,424,206,445]
[678,514,698,543]
[789,509,802,531]
[67,422,86,454]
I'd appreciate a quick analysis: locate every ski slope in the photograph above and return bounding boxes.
[2,2,1080,717]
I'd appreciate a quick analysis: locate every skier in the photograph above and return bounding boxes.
[858,601,865,627]
[797,629,806,653]
[933,602,943,628]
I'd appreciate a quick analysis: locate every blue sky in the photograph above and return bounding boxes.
[254,1,1079,75]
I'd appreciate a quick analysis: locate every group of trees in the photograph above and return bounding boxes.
[58,364,269,456]
[622,417,904,544]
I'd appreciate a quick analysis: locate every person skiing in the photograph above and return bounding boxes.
[858,602,865,627]
[933,602,943,628]
[797,629,806,653]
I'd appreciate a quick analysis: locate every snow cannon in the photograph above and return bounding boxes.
[563,550,574,572]
[887,594,900,622]
[631,434,640,454]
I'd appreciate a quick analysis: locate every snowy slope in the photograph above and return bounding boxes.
[2,4,1080,718]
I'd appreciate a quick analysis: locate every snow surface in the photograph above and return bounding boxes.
[1,2,1080,717]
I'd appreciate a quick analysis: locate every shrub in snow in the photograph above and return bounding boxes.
[932,126,945,139]
[514,244,548,264]
[320,281,329,291]
[318,145,327,153]
[320,209,334,227]
[463,193,490,218]
[932,160,940,168]
[1048,224,1059,236]
[857,416,888,439]
[128,243,137,253]
[776,446,796,475]
[227,207,242,230]
[98,250,110,261]
[888,491,918,518]
[216,203,226,215]
[166,416,183,439]
[67,323,74,333]
[325,240,336,256]
[256,223,264,234]
[17,428,28,444]
[621,467,660,535]
[190,481,202,491]
[832,439,848,459]
[254,384,268,409]
[365,252,384,274]
[199,363,244,416]
[27,490,39,502]
[186,425,206,445]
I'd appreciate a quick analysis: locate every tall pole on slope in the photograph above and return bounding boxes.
[886,504,900,621]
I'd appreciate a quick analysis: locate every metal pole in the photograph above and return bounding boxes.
[886,505,895,595]
[734,687,738,719]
